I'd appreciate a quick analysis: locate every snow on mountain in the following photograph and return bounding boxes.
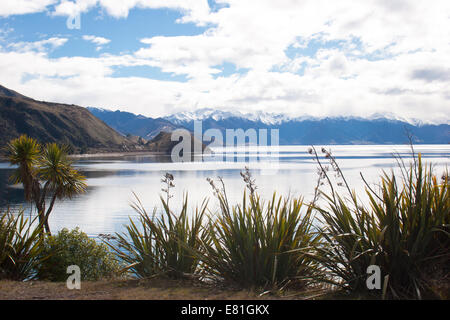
[164,108,433,126]
[88,105,448,145]
[165,108,291,125]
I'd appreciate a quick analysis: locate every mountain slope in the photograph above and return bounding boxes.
[0,85,146,154]
[88,107,181,140]
[0,85,28,99]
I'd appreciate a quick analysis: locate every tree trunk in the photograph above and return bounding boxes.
[31,179,46,237]
[43,193,58,235]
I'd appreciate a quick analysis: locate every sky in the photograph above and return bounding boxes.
[0,0,449,123]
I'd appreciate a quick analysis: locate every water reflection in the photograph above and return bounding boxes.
[0,168,26,206]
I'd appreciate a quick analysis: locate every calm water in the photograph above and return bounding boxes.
[0,145,449,237]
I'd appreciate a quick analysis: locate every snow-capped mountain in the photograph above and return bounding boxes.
[163,108,449,145]
[165,108,291,125]
[89,106,449,145]
[165,108,436,127]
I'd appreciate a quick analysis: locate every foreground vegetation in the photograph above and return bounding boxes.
[0,138,448,300]
[308,147,449,299]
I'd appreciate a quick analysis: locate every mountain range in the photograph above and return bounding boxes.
[92,107,450,145]
[1,83,448,155]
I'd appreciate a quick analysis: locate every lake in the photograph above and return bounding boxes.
[0,145,449,237]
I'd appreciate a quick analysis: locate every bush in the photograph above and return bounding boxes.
[37,228,121,281]
[108,194,208,279]
[199,173,321,290]
[311,148,450,299]
[0,210,43,281]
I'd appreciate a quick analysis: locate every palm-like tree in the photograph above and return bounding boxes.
[7,135,87,235]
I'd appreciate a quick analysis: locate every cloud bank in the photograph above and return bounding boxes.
[0,0,448,124]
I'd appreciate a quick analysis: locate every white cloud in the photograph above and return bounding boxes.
[82,35,110,45]
[51,0,210,19]
[7,37,68,53]
[51,0,97,17]
[82,35,110,50]
[0,0,56,17]
[135,0,450,76]
[0,0,449,123]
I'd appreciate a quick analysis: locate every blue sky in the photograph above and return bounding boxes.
[0,0,449,123]
[1,6,206,79]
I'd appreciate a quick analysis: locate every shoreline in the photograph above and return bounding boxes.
[68,151,170,159]
[0,151,171,161]
[1,143,449,161]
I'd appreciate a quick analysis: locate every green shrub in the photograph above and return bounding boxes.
[199,174,321,290]
[311,148,450,299]
[108,194,208,279]
[0,210,43,281]
[37,228,121,281]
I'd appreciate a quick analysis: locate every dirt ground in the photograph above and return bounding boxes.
[2,278,446,300]
[0,278,324,300]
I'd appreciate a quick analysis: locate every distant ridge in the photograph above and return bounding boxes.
[93,106,449,145]
[163,108,450,145]
[87,107,181,140]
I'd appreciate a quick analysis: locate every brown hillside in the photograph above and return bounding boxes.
[0,85,147,154]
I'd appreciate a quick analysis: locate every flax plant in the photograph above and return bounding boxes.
[199,171,321,290]
[0,209,44,280]
[310,146,449,299]
[107,174,208,279]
